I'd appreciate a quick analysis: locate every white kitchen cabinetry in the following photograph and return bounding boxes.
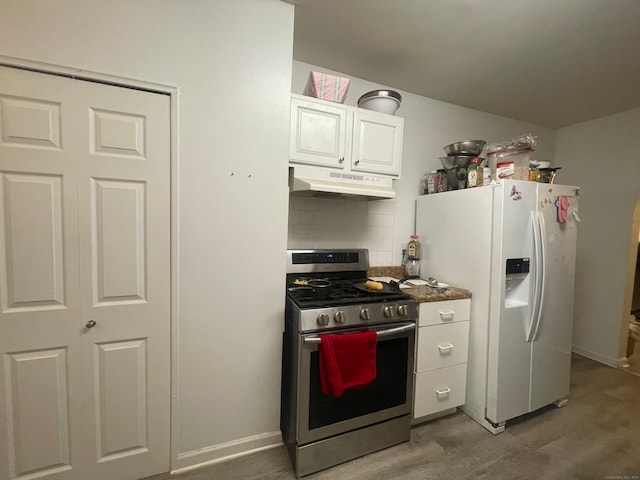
[289,94,403,177]
[413,299,471,421]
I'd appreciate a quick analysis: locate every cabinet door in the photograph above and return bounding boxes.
[351,110,403,176]
[289,96,347,168]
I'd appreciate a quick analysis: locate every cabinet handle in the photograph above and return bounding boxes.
[339,157,344,163]
[435,387,451,397]
[355,159,360,165]
[439,309,455,321]
[437,343,454,354]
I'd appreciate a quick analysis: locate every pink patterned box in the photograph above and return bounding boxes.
[302,71,350,103]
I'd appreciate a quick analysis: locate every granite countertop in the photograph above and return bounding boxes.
[368,266,472,303]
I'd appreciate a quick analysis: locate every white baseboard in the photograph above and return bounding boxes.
[571,345,618,367]
[172,430,282,472]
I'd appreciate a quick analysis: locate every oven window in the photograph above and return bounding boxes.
[308,337,408,430]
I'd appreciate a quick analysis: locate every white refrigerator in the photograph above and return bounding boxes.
[415,180,580,434]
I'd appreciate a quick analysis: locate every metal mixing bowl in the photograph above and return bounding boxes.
[358,89,402,115]
[443,140,486,156]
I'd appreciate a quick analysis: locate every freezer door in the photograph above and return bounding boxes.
[486,181,539,423]
[529,184,578,411]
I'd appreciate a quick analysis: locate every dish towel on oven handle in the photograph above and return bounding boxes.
[319,331,377,397]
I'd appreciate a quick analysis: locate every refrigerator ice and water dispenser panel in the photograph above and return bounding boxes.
[506,258,530,277]
[505,257,531,308]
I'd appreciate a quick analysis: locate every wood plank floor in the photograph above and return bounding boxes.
[147,354,640,479]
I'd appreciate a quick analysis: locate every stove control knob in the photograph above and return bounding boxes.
[383,305,395,318]
[360,308,371,321]
[397,304,407,316]
[317,313,330,326]
[334,311,346,323]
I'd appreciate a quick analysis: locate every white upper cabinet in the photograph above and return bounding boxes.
[289,95,348,168]
[351,109,403,176]
[289,94,404,177]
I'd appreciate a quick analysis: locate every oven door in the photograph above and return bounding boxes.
[296,322,415,445]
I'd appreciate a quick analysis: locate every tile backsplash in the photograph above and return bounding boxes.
[287,196,396,265]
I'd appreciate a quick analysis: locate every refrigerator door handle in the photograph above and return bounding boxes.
[531,211,547,341]
[526,212,544,342]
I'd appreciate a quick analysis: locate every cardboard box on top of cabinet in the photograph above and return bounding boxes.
[303,71,350,103]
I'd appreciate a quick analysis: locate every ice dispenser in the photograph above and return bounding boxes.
[504,257,531,308]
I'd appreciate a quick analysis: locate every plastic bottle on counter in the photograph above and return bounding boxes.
[406,235,421,277]
[405,258,420,277]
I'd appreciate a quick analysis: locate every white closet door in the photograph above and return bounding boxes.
[0,66,171,480]
[75,79,171,480]
[0,65,84,480]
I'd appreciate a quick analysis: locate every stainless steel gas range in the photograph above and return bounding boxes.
[280,249,418,477]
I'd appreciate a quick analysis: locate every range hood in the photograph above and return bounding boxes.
[289,165,396,200]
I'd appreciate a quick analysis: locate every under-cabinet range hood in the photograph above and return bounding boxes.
[289,165,396,200]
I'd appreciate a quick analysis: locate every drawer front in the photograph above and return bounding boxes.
[416,321,469,373]
[414,363,467,419]
[419,299,470,327]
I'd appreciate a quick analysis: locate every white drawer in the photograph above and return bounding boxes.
[416,321,469,373]
[413,363,467,419]
[418,299,470,327]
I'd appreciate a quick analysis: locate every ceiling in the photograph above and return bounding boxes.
[283,0,640,128]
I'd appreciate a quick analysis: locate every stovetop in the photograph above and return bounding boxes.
[286,276,412,309]
[285,249,418,332]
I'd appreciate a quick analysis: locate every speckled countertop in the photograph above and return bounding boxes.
[368,266,472,303]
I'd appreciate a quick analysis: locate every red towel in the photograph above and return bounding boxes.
[319,331,377,397]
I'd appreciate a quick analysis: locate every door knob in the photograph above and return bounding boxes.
[86,319,97,328]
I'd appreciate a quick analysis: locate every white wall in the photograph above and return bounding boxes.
[0,0,294,470]
[556,109,640,365]
[290,61,557,265]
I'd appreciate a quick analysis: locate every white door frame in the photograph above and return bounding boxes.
[0,55,180,473]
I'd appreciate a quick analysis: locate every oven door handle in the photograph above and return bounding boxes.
[303,323,415,344]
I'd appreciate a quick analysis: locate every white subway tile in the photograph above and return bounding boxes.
[367,214,383,226]
[298,211,315,225]
[383,214,395,227]
[379,226,393,239]
[376,250,393,265]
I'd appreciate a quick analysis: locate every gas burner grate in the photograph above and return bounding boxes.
[287,286,411,309]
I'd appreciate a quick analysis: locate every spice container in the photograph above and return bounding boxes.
[481,166,491,186]
[426,171,437,194]
[467,158,482,188]
[420,173,429,195]
[426,170,447,194]
[407,235,420,259]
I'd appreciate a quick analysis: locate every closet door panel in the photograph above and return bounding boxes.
[0,65,83,480]
[76,80,171,480]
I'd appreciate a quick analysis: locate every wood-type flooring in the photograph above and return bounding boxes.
[146,354,640,480]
